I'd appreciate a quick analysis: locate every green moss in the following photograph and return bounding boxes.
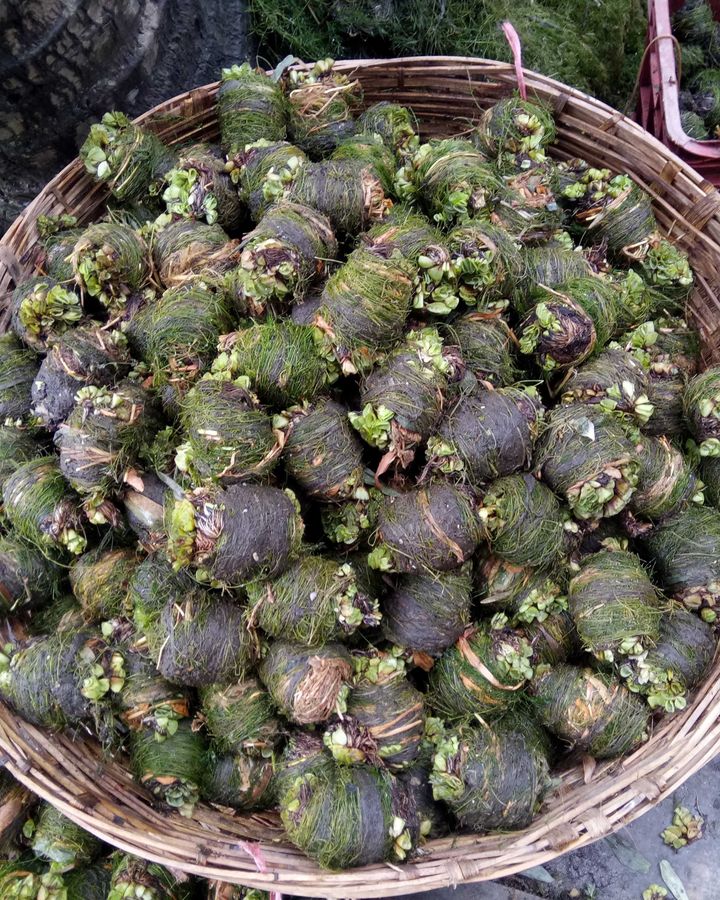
[531,664,649,758]
[249,1,646,107]
[30,803,102,870]
[126,282,234,390]
[212,319,334,408]
[80,111,175,202]
[3,457,86,554]
[218,63,287,156]
[131,720,206,817]
[0,334,38,423]
[175,378,280,484]
[72,222,149,311]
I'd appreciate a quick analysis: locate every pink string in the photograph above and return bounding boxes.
[502,21,527,100]
[239,840,282,900]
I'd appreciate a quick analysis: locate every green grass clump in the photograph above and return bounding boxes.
[249,0,646,108]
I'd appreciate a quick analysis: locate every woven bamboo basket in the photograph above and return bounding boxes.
[1,57,720,898]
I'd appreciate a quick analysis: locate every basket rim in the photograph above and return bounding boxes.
[648,0,720,158]
[2,55,720,897]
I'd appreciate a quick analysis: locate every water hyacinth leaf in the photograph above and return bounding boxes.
[611,269,656,332]
[11,276,82,351]
[661,805,704,850]
[639,236,693,307]
[0,859,46,897]
[321,489,383,548]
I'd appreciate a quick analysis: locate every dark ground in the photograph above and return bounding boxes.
[425,757,719,899]
[0,0,251,230]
